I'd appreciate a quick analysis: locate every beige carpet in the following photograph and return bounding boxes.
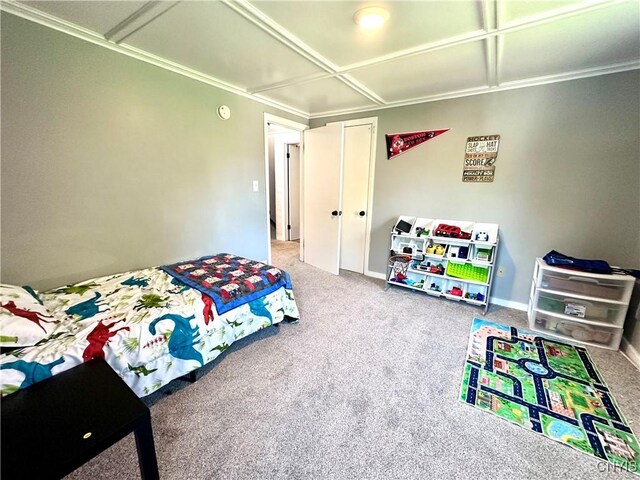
[67,240,640,479]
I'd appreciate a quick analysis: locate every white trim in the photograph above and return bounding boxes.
[308,61,639,118]
[221,0,339,75]
[264,113,308,132]
[262,114,308,265]
[0,0,310,120]
[249,0,624,93]
[489,297,528,311]
[336,74,385,105]
[365,270,387,281]
[495,34,505,87]
[3,0,637,121]
[620,337,640,370]
[104,1,179,44]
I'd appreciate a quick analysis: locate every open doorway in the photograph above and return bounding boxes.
[263,114,307,265]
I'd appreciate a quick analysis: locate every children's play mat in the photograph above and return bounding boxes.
[460,318,639,472]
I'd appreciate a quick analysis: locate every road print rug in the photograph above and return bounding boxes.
[460,318,639,474]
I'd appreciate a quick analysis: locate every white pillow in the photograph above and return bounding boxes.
[0,285,58,348]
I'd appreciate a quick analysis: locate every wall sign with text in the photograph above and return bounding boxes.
[462,135,500,183]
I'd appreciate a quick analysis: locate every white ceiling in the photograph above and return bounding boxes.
[4,0,639,119]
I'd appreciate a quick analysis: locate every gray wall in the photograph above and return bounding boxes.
[312,71,640,306]
[1,13,306,290]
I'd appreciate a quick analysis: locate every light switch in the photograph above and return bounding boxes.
[252,180,259,192]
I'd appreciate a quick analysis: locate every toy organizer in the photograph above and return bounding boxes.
[387,217,499,313]
[528,258,634,350]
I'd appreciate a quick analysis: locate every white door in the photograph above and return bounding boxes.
[302,123,344,275]
[287,144,301,241]
[340,125,372,273]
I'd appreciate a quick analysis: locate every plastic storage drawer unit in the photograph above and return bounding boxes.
[528,258,634,350]
[535,291,626,326]
[540,270,630,302]
[532,312,624,350]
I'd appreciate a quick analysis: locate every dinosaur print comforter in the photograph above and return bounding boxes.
[0,263,299,397]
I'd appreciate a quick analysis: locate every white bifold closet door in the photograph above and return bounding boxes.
[340,124,372,274]
[302,122,372,275]
[302,123,344,275]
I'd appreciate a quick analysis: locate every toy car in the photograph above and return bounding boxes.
[434,224,459,237]
[475,231,489,242]
[434,223,472,240]
[450,287,463,296]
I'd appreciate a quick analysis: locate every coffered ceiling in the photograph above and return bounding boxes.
[3,0,639,119]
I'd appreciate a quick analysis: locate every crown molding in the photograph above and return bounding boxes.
[2,0,637,122]
[309,61,640,119]
[0,0,311,119]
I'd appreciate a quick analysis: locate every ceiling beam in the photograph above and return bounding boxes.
[481,0,498,87]
[3,0,636,120]
[309,60,640,119]
[220,0,337,75]
[104,1,180,44]
[494,0,503,87]
[220,0,381,105]
[249,0,626,94]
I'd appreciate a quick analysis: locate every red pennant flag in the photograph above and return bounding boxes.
[385,129,449,159]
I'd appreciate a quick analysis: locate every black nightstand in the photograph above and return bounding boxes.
[1,359,159,479]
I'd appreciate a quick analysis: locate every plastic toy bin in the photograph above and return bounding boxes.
[536,291,626,326]
[465,284,488,304]
[531,312,623,350]
[540,271,629,301]
[411,218,434,237]
[425,276,446,295]
[446,262,489,284]
[471,223,499,244]
[431,219,474,241]
[445,279,465,300]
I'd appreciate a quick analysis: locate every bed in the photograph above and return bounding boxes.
[0,253,299,397]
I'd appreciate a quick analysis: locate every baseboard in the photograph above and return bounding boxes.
[620,337,640,370]
[489,297,528,311]
[365,270,386,280]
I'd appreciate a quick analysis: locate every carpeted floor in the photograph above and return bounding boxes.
[68,241,640,479]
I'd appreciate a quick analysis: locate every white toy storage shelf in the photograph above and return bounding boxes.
[528,258,635,350]
[386,216,499,314]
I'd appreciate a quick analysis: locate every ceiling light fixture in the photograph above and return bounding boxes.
[354,7,389,29]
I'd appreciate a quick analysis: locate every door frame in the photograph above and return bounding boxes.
[285,143,301,242]
[263,113,308,265]
[327,117,378,277]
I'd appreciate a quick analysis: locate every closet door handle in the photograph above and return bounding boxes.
[331,210,338,217]
[359,211,366,217]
